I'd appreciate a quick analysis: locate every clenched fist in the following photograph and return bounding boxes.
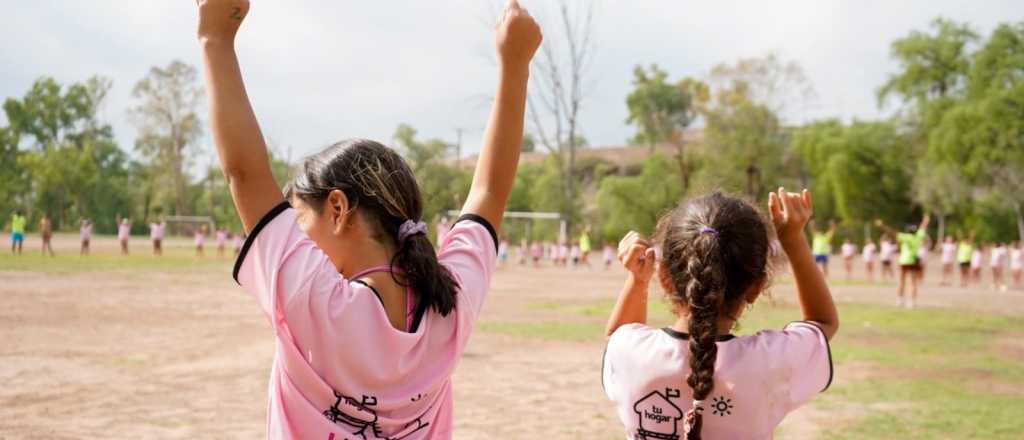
[495,0,542,70]
[618,231,657,285]
[196,0,249,44]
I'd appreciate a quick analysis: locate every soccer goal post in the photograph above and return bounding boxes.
[446,210,567,243]
[163,215,216,237]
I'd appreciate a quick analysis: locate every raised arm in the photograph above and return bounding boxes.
[605,231,657,336]
[770,188,839,340]
[196,0,282,232]
[460,0,542,232]
[918,213,931,233]
[873,218,898,237]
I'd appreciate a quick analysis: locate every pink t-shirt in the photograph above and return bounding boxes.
[879,240,895,261]
[216,230,228,246]
[991,246,1007,268]
[150,223,164,240]
[80,224,92,241]
[841,243,857,258]
[941,242,957,264]
[1011,249,1023,270]
[195,231,206,246]
[862,242,877,262]
[235,203,496,439]
[603,322,831,440]
[118,223,131,241]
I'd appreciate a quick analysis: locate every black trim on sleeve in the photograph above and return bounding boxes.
[788,320,834,392]
[661,327,736,342]
[600,342,609,394]
[454,214,499,255]
[352,280,386,308]
[232,201,292,284]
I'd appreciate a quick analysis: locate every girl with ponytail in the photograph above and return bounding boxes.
[196,0,541,438]
[603,189,839,440]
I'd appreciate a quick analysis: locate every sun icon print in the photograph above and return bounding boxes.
[712,396,734,417]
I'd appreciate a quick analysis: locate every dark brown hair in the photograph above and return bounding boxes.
[288,139,459,319]
[655,192,770,440]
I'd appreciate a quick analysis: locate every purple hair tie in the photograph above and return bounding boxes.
[398,220,428,242]
[699,227,719,237]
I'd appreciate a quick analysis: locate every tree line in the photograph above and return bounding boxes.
[2,18,1021,247]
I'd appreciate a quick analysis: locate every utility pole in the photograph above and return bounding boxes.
[454,128,463,170]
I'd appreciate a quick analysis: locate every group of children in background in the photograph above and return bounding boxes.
[6,212,246,258]
[821,227,1023,293]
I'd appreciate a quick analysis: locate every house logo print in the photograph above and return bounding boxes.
[633,388,683,440]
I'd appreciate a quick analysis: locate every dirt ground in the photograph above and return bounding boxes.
[1,235,1021,439]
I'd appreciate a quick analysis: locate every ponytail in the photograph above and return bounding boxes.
[392,228,459,320]
[289,139,462,327]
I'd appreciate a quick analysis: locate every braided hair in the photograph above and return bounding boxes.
[655,192,770,439]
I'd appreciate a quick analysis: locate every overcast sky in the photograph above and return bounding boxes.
[1,0,1019,167]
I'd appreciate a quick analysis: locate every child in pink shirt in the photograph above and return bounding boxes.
[117,216,132,255]
[195,224,207,257]
[197,1,541,438]
[149,220,165,256]
[216,228,229,257]
[79,219,92,256]
[604,189,838,440]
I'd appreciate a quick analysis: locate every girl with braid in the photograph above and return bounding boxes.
[603,189,838,440]
[196,0,540,437]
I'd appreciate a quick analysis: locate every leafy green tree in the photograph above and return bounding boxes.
[792,119,915,236]
[878,18,978,108]
[129,60,204,216]
[392,124,471,227]
[597,154,683,242]
[625,65,708,192]
[3,76,131,231]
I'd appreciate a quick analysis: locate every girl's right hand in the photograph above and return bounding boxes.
[196,0,249,44]
[769,187,813,245]
[617,231,656,285]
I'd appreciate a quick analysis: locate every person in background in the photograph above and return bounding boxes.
[579,226,593,268]
[195,224,208,257]
[970,244,984,287]
[79,219,92,256]
[9,210,26,256]
[879,233,896,283]
[862,238,877,283]
[990,242,1008,292]
[840,238,857,281]
[39,214,55,257]
[957,233,975,287]
[116,215,132,256]
[810,220,836,277]
[939,235,957,286]
[876,214,930,309]
[150,218,166,256]
[1010,241,1022,290]
[216,228,229,257]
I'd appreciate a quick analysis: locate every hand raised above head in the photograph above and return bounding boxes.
[196,0,249,44]
[495,0,543,70]
[769,187,813,244]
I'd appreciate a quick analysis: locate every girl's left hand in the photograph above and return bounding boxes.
[618,231,656,285]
